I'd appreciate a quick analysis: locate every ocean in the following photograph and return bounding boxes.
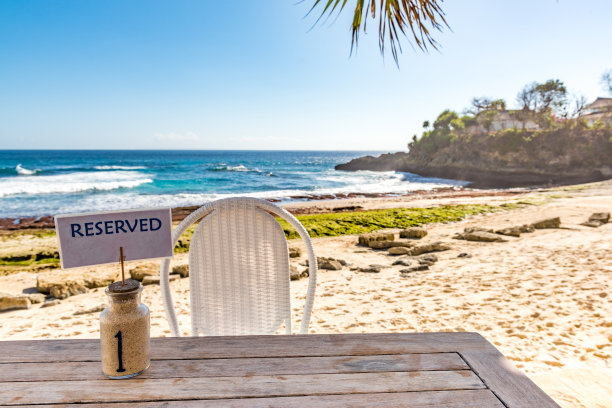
[0,150,466,218]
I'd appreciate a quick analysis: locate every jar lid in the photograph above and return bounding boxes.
[108,279,141,293]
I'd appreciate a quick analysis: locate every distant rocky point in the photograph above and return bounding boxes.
[335,149,612,188]
[336,110,612,188]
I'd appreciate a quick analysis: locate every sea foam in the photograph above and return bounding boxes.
[0,171,152,197]
[16,164,39,176]
[94,165,147,170]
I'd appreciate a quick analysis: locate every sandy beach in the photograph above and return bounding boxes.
[1,182,611,408]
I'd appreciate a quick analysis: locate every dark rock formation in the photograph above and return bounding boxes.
[532,217,561,229]
[335,126,612,188]
[454,230,507,242]
[400,228,428,239]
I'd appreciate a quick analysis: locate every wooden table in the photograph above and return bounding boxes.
[0,332,560,407]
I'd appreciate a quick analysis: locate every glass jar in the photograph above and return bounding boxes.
[100,279,150,379]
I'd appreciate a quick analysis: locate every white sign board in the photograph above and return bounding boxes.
[55,208,173,269]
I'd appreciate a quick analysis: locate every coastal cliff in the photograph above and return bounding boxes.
[336,125,612,188]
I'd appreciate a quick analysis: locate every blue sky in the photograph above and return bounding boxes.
[1,0,611,151]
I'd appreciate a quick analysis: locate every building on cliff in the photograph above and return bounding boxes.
[579,97,612,126]
[466,109,539,134]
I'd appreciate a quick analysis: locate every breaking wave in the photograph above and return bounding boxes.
[16,164,40,176]
[209,164,263,173]
[0,171,152,197]
[93,165,147,170]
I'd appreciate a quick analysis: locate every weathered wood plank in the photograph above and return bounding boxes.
[0,332,490,363]
[1,353,468,382]
[11,390,505,407]
[0,371,485,405]
[461,350,561,408]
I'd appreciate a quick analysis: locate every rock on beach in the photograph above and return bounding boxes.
[417,254,438,266]
[408,242,450,256]
[50,282,88,299]
[392,257,412,266]
[305,257,347,270]
[36,269,117,299]
[495,227,522,237]
[130,264,158,281]
[400,265,429,276]
[359,264,386,273]
[532,217,561,229]
[142,274,179,286]
[288,247,302,258]
[455,230,507,242]
[172,264,189,278]
[0,293,31,311]
[582,212,610,227]
[358,232,394,246]
[388,247,411,256]
[399,228,427,239]
[368,240,412,249]
[589,212,610,224]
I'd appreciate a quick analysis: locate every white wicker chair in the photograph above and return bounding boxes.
[160,197,317,336]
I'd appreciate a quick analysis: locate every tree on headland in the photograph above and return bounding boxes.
[602,69,612,96]
[309,0,449,64]
[536,79,567,114]
[515,79,567,115]
[516,82,539,111]
[467,97,506,115]
[569,94,588,118]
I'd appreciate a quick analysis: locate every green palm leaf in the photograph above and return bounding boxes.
[309,0,449,65]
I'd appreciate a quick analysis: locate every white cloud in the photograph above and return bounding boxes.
[154,131,200,142]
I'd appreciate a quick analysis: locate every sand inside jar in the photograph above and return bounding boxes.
[100,279,150,378]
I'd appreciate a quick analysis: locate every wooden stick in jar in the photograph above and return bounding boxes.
[119,246,125,286]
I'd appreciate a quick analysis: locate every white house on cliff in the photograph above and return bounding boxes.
[579,97,612,125]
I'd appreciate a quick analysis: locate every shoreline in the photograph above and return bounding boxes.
[0,186,533,231]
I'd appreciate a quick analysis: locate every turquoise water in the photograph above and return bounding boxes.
[0,150,465,218]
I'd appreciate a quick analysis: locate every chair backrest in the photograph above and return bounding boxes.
[160,197,317,336]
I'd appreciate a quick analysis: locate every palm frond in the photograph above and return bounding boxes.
[311,0,449,65]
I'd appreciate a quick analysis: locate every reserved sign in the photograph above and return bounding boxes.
[55,208,173,269]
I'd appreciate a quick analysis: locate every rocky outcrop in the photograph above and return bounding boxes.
[392,258,413,266]
[495,227,522,237]
[417,254,438,266]
[49,282,88,299]
[388,247,411,256]
[589,212,610,223]
[289,247,302,258]
[582,212,610,227]
[27,293,46,304]
[358,265,385,273]
[368,240,413,249]
[0,293,31,311]
[455,230,507,242]
[172,264,189,278]
[142,274,178,286]
[400,265,429,276]
[408,242,450,256]
[358,233,395,246]
[130,264,158,281]
[318,258,343,271]
[399,228,427,239]
[335,126,612,188]
[290,266,301,281]
[36,269,117,299]
[41,299,61,308]
[304,257,347,270]
[532,217,561,229]
[519,224,535,233]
